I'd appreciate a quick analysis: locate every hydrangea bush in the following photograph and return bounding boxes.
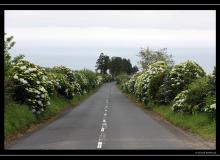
[53,74,76,99]
[133,61,168,103]
[75,72,89,94]
[159,60,205,103]
[10,58,50,114]
[172,76,216,114]
[171,90,189,113]
[124,72,142,94]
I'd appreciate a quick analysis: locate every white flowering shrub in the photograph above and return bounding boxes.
[171,90,189,113]
[124,72,142,94]
[52,66,83,95]
[205,103,216,113]
[160,60,205,103]
[10,58,50,114]
[172,76,216,114]
[204,95,216,114]
[42,73,56,96]
[145,61,168,101]
[133,61,168,103]
[96,75,103,86]
[75,72,89,94]
[54,74,77,99]
[81,69,101,89]
[134,72,147,102]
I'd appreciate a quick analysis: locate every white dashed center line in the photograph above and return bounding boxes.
[97,142,102,148]
[97,93,111,149]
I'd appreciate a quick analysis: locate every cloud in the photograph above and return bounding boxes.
[5,27,215,49]
[5,10,215,30]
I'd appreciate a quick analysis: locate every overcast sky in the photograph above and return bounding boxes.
[5,10,216,74]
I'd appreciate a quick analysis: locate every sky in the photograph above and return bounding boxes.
[5,10,216,74]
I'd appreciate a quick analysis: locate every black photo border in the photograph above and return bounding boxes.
[0,4,218,156]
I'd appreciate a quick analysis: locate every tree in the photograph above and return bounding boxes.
[4,33,15,76]
[95,53,110,74]
[137,47,174,70]
[132,65,139,74]
[109,57,133,77]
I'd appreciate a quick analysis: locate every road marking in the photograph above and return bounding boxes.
[97,142,102,149]
[97,94,111,149]
[98,132,106,142]
[102,122,107,129]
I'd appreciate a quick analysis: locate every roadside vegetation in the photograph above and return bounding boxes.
[4,33,216,143]
[4,34,113,143]
[116,47,216,142]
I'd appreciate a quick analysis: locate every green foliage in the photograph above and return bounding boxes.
[204,95,216,118]
[54,73,76,99]
[95,53,110,74]
[115,73,130,85]
[185,77,209,107]
[10,58,51,114]
[133,61,168,104]
[123,72,142,94]
[152,105,215,141]
[80,69,100,89]
[4,33,15,74]
[160,60,206,103]
[132,65,139,74]
[137,47,174,69]
[101,73,113,83]
[172,77,215,115]
[4,99,37,138]
[207,66,216,96]
[109,57,133,77]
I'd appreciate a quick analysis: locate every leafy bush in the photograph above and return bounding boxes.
[160,60,205,103]
[74,72,89,94]
[123,72,141,94]
[115,73,130,85]
[171,90,190,113]
[172,77,215,114]
[134,72,146,101]
[96,75,103,86]
[204,95,216,113]
[10,58,51,114]
[133,61,168,104]
[80,69,100,89]
[54,74,76,99]
[145,61,168,101]
[207,66,216,96]
[101,74,113,83]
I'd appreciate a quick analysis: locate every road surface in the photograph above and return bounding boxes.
[6,82,214,149]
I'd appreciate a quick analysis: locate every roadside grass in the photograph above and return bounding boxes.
[117,85,216,142]
[4,87,99,144]
[152,105,216,141]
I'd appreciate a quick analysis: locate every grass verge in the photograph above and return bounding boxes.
[117,85,216,142]
[4,87,99,144]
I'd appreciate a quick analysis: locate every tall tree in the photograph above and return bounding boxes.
[132,65,139,74]
[95,53,110,74]
[109,57,133,77]
[137,47,174,69]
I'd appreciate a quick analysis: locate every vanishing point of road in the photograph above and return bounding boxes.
[6,82,215,150]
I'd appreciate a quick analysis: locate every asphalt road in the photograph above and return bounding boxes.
[6,82,214,149]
